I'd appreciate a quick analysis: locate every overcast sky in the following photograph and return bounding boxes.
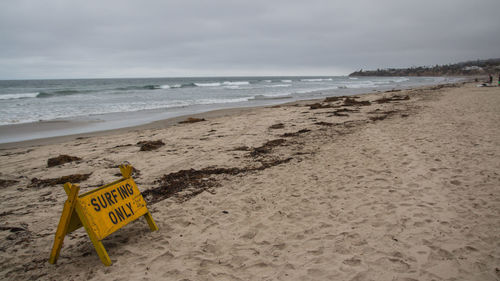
[1,0,499,79]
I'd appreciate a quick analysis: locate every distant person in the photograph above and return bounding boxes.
[498,74,500,86]
[489,74,493,84]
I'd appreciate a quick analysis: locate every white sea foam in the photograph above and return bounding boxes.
[197,97,249,104]
[0,92,39,100]
[222,81,250,86]
[264,84,290,88]
[250,94,292,100]
[391,77,410,83]
[194,82,221,87]
[1,76,437,131]
[300,78,333,82]
[345,81,377,88]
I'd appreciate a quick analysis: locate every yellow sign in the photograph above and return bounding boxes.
[49,165,158,266]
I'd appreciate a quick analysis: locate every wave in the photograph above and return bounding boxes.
[391,77,410,83]
[1,89,90,100]
[36,90,82,98]
[174,83,197,88]
[281,80,292,83]
[223,81,250,86]
[0,92,39,100]
[300,78,333,82]
[194,82,221,87]
[264,84,290,88]
[250,94,292,100]
[344,81,377,88]
[113,81,250,91]
[142,85,167,90]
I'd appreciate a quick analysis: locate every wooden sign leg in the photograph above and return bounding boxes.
[87,233,112,266]
[144,211,159,231]
[49,183,80,264]
[75,206,112,266]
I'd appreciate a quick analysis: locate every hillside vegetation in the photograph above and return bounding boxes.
[349,58,500,76]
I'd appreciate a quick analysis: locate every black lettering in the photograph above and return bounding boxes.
[115,207,125,222]
[97,195,107,209]
[119,185,129,198]
[117,186,125,200]
[111,189,118,203]
[105,192,114,205]
[109,211,118,224]
[125,202,134,216]
[91,198,101,212]
[121,205,131,218]
[126,183,134,195]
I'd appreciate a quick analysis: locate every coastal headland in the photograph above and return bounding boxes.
[0,82,499,280]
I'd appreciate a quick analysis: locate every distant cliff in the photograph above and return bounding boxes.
[349,58,500,76]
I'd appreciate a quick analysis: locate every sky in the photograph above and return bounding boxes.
[1,0,500,79]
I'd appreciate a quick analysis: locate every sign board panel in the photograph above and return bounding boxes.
[78,178,148,240]
[49,165,158,266]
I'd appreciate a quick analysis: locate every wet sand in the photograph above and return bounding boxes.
[0,82,499,280]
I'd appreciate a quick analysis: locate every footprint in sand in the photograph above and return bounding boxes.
[374,257,411,273]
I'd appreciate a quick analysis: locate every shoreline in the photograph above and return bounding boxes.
[0,79,467,149]
[1,80,499,280]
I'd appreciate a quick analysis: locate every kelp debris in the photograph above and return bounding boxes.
[143,158,292,204]
[47,155,81,167]
[269,123,285,129]
[308,103,336,110]
[324,96,349,103]
[315,122,334,126]
[28,173,92,188]
[343,98,371,106]
[250,139,287,156]
[0,179,18,188]
[179,117,206,124]
[280,129,311,138]
[375,95,409,104]
[137,140,165,151]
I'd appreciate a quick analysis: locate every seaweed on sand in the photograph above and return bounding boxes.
[47,155,81,167]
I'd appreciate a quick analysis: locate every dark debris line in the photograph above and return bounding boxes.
[143,158,293,204]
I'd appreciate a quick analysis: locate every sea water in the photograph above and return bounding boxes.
[0,76,459,142]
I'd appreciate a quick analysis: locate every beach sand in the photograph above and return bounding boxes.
[0,82,499,280]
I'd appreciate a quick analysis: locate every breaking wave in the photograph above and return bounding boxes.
[0,92,39,100]
[300,78,333,82]
[250,94,292,100]
[223,81,250,86]
[195,81,250,87]
[36,90,83,98]
[391,77,410,83]
[264,84,290,88]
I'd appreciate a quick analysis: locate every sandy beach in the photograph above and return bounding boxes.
[0,81,499,280]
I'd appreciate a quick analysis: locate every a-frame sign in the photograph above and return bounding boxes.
[49,165,158,266]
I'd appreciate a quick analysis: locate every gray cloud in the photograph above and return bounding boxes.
[1,0,499,79]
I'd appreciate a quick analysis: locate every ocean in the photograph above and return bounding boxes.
[0,76,459,143]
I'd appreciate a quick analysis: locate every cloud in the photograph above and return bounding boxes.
[1,0,499,79]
